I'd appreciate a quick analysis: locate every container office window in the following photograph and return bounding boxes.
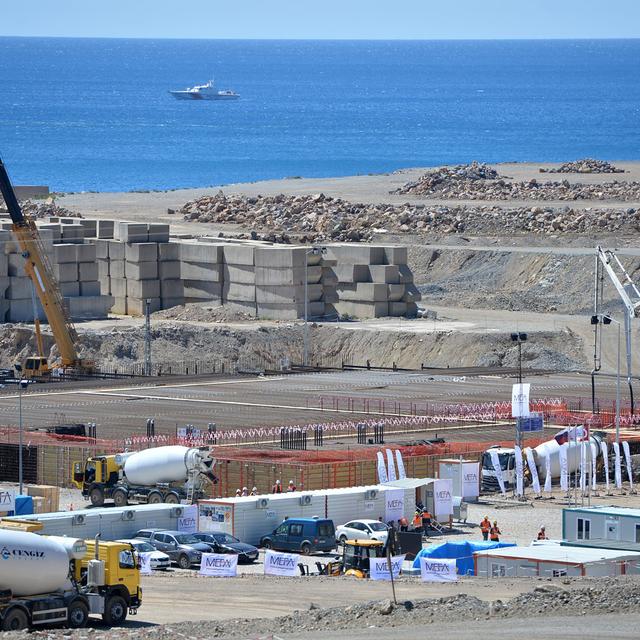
[552,569,567,577]
[636,524,640,544]
[491,563,506,577]
[577,518,591,540]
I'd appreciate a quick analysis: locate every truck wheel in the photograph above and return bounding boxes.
[89,487,105,507]
[102,595,127,626]
[262,540,273,550]
[147,492,162,504]
[177,554,191,570]
[1,608,29,631]
[67,600,89,628]
[164,493,179,504]
[300,542,312,555]
[112,489,128,507]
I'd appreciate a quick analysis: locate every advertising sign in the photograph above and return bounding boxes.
[384,489,405,523]
[420,557,457,582]
[511,383,531,418]
[199,503,233,532]
[199,553,238,577]
[433,479,453,517]
[489,450,506,496]
[139,552,153,575]
[369,554,405,581]
[264,550,299,577]
[178,505,198,533]
[0,488,16,513]
[376,452,388,484]
[461,462,480,499]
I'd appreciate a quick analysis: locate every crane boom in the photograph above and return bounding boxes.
[0,156,84,369]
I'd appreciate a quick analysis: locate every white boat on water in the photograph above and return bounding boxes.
[169,79,240,101]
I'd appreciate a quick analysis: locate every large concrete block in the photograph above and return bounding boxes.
[158,242,181,261]
[107,240,125,261]
[53,263,78,283]
[398,265,414,284]
[222,244,254,266]
[66,295,113,319]
[334,300,389,318]
[256,301,325,320]
[7,299,46,322]
[332,264,370,283]
[223,264,256,284]
[321,266,338,286]
[160,279,184,297]
[402,284,422,303]
[180,242,222,264]
[8,253,25,277]
[336,282,389,302]
[37,223,62,242]
[254,246,307,269]
[382,245,408,266]
[256,284,323,304]
[127,297,161,316]
[78,262,99,282]
[0,276,11,296]
[126,279,160,299]
[255,266,322,286]
[125,242,158,263]
[158,261,181,279]
[80,281,101,297]
[324,244,385,265]
[79,219,97,237]
[183,280,222,301]
[60,224,84,244]
[97,258,110,279]
[53,244,78,264]
[125,261,158,280]
[322,286,338,303]
[110,277,127,298]
[222,282,255,302]
[368,265,400,284]
[0,255,8,277]
[76,243,97,263]
[94,239,110,259]
[99,276,111,296]
[180,261,222,281]
[111,297,127,315]
[147,223,170,243]
[59,281,80,297]
[97,220,115,239]
[114,221,148,243]
[109,260,125,279]
[0,230,16,255]
[387,284,405,302]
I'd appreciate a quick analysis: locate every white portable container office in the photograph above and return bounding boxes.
[474,544,640,578]
[383,478,454,524]
[6,504,187,540]
[198,484,416,546]
[562,506,640,548]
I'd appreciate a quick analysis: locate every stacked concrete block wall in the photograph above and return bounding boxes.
[326,244,421,318]
[221,244,257,315]
[180,241,222,306]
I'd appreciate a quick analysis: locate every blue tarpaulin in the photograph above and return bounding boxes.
[9,495,33,516]
[412,540,516,576]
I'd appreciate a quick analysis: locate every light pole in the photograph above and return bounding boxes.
[591,314,621,445]
[510,332,528,450]
[14,364,27,495]
[303,247,326,367]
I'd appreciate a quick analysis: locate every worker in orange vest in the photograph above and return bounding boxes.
[412,510,423,532]
[287,480,297,492]
[480,515,491,541]
[490,521,501,542]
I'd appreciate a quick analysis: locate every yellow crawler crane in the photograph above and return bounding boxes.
[0,157,93,377]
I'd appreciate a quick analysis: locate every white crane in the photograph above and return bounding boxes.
[592,246,640,414]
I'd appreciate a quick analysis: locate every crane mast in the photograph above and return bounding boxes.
[0,156,87,371]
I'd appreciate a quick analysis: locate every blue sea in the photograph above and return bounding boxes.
[1,38,639,192]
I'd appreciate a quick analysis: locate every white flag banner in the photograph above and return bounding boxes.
[369,554,405,581]
[544,453,552,492]
[613,442,623,489]
[511,383,531,418]
[178,504,198,533]
[590,442,598,490]
[622,441,634,490]
[433,478,453,517]
[559,443,569,492]
[601,441,610,492]
[139,552,153,575]
[384,489,405,523]
[514,445,524,497]
[462,462,480,499]
[376,452,388,484]
[395,450,407,480]
[525,448,541,494]
[579,442,587,493]
[489,449,506,495]
[200,553,238,577]
[420,557,458,582]
[264,550,299,577]
[386,449,397,482]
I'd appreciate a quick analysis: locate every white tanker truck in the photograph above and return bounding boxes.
[0,529,141,631]
[481,431,605,491]
[73,445,216,507]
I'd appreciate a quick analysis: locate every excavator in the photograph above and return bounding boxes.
[0,157,92,377]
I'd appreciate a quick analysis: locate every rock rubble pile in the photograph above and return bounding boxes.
[0,198,82,220]
[540,158,625,174]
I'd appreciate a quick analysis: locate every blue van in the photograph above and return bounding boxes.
[260,518,336,555]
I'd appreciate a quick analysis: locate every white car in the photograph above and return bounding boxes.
[335,519,389,544]
[117,538,171,570]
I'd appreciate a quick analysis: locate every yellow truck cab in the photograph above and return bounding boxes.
[73,455,121,507]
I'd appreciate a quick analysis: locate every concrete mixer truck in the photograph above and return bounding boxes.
[481,430,605,492]
[73,445,216,507]
[0,529,141,631]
